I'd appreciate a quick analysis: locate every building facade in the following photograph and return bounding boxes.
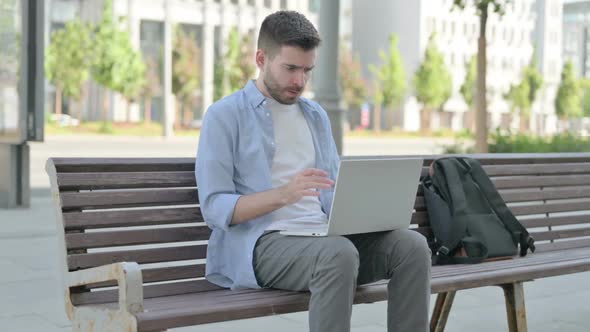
[351,0,561,134]
[46,0,318,125]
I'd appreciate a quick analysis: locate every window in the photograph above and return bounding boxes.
[280,0,287,9]
[264,0,272,9]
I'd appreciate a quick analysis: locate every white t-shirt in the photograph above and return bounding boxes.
[265,98,328,231]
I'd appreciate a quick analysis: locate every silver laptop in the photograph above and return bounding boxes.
[280,158,423,237]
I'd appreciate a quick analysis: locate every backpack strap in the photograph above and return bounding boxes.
[462,157,536,256]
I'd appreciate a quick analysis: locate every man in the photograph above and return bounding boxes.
[196,10,431,332]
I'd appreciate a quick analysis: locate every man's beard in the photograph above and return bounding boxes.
[262,72,302,105]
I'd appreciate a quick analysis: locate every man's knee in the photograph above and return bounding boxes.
[390,229,431,263]
[316,237,360,277]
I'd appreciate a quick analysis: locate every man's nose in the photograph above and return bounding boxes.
[292,71,305,87]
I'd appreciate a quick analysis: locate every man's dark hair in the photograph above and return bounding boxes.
[257,11,321,58]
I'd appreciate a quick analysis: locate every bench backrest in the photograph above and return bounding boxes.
[46,153,590,306]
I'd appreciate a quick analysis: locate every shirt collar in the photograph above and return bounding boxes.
[244,79,320,114]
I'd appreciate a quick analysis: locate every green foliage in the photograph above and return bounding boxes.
[460,55,477,109]
[524,51,543,107]
[579,78,590,117]
[339,44,368,109]
[213,61,225,102]
[172,27,201,106]
[504,79,530,116]
[226,28,256,93]
[414,33,452,109]
[214,28,256,100]
[92,0,145,101]
[369,34,407,109]
[45,20,94,102]
[489,130,590,153]
[555,61,582,120]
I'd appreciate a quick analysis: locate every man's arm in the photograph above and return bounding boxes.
[231,168,334,225]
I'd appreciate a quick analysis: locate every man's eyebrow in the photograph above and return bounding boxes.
[284,64,315,70]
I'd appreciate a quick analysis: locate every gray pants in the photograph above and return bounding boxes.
[253,229,431,332]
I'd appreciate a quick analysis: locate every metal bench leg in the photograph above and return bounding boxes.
[430,291,456,332]
[501,282,528,332]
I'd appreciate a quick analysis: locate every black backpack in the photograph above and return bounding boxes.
[422,157,535,264]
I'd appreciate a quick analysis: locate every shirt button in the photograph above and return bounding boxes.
[266,113,270,117]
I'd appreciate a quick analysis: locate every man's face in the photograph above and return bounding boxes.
[258,45,316,105]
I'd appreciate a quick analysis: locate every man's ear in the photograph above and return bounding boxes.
[255,49,266,69]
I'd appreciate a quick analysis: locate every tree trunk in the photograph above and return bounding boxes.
[373,103,382,133]
[55,86,62,115]
[126,99,132,123]
[421,107,432,134]
[519,112,529,133]
[144,97,152,123]
[175,100,182,130]
[103,89,110,122]
[475,4,489,152]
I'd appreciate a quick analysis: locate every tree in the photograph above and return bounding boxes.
[369,34,406,132]
[226,28,256,93]
[414,33,452,133]
[460,55,477,131]
[339,44,368,129]
[453,0,513,152]
[524,51,544,109]
[509,52,543,132]
[214,28,256,101]
[555,61,582,124]
[173,27,201,128]
[141,56,162,123]
[116,41,146,122]
[45,20,94,118]
[504,78,530,132]
[579,78,590,118]
[92,0,145,123]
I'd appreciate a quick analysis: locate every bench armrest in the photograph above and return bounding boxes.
[67,262,143,314]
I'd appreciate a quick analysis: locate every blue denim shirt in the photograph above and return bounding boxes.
[195,80,340,290]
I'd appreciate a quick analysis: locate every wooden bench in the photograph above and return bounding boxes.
[46,153,590,332]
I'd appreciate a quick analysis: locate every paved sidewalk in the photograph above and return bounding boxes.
[1,136,588,331]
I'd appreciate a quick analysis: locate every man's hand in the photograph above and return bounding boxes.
[230,168,334,225]
[278,168,335,205]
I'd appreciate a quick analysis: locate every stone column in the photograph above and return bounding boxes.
[314,0,343,154]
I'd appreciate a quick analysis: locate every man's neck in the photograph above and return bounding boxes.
[254,78,271,99]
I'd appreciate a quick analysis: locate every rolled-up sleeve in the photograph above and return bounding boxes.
[196,106,241,231]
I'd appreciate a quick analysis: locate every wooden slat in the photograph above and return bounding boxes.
[63,207,204,230]
[57,172,196,190]
[500,186,590,202]
[520,215,590,228]
[66,226,212,250]
[410,211,429,226]
[67,245,207,270]
[71,279,222,306]
[483,163,590,176]
[529,227,590,241]
[414,197,426,211]
[510,201,590,216]
[535,238,590,252]
[86,264,207,289]
[50,158,195,173]
[493,175,590,189]
[60,188,198,210]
